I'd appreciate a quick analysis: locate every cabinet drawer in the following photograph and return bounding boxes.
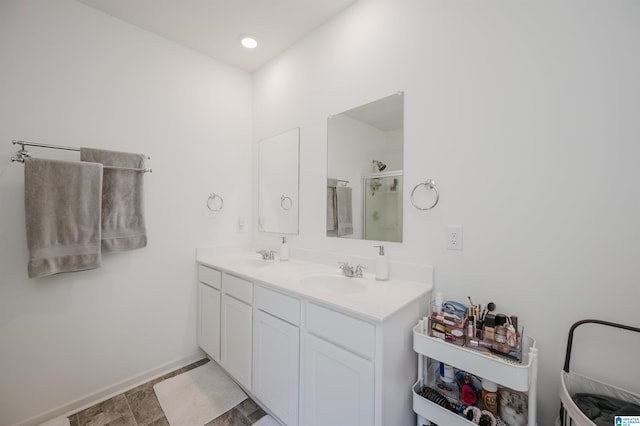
[305,303,375,359]
[223,273,252,304]
[198,265,221,289]
[255,285,300,326]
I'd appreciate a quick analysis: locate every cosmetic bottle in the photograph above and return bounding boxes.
[279,236,289,261]
[481,378,498,415]
[373,245,389,280]
[435,362,460,402]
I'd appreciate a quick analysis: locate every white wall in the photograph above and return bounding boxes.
[252,1,640,424]
[0,1,252,424]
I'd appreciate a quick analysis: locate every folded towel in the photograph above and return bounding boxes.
[335,186,353,237]
[24,157,103,278]
[326,187,336,231]
[80,148,147,253]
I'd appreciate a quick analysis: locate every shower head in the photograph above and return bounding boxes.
[372,160,387,172]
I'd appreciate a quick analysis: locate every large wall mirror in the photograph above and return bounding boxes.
[259,127,300,234]
[327,92,404,242]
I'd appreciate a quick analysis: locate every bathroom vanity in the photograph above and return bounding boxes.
[196,249,432,426]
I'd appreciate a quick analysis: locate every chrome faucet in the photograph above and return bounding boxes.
[338,262,366,278]
[256,249,277,260]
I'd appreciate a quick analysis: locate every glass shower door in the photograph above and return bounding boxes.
[363,172,403,242]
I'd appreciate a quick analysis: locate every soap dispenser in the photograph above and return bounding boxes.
[373,245,389,281]
[279,236,289,261]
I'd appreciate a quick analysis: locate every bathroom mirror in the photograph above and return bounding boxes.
[327,92,404,242]
[259,127,300,234]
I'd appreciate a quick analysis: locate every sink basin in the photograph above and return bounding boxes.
[301,275,367,294]
[227,258,272,268]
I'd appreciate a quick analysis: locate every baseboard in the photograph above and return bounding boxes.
[17,350,206,426]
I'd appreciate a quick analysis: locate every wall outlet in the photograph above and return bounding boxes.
[446,226,463,250]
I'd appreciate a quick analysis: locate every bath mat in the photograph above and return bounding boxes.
[154,361,247,426]
[38,416,70,426]
[253,415,281,425]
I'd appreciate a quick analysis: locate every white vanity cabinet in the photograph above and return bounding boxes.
[252,285,301,426]
[300,300,425,426]
[197,265,221,362]
[220,273,253,390]
[196,255,432,426]
[300,303,375,426]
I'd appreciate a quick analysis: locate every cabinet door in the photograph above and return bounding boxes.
[198,282,220,362]
[221,293,252,389]
[300,333,374,426]
[253,310,300,426]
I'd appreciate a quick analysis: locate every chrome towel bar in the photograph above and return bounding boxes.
[11,140,152,173]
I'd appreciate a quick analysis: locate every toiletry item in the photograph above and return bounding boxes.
[434,292,444,314]
[466,316,475,339]
[279,236,289,261]
[483,313,496,341]
[499,387,528,426]
[492,324,511,354]
[373,245,389,281]
[481,378,498,415]
[435,363,460,402]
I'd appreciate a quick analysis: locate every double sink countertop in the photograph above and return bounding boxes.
[196,247,433,323]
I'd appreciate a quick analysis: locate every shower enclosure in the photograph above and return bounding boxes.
[362,170,403,242]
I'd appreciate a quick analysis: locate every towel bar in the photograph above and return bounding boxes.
[410,179,439,211]
[207,193,224,211]
[280,195,292,210]
[10,140,152,172]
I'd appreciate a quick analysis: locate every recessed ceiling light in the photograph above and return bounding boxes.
[239,34,258,49]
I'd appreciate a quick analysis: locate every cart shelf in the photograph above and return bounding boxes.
[413,320,539,425]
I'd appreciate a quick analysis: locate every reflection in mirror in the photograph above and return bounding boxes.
[327,92,403,242]
[259,128,299,234]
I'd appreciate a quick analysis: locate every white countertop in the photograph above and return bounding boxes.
[196,249,433,322]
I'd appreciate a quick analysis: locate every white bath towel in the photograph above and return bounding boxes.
[326,186,336,231]
[24,158,103,278]
[335,186,353,236]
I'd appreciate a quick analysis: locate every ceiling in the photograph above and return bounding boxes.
[344,93,404,132]
[76,0,359,72]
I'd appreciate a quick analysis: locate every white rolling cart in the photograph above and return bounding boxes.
[412,319,539,425]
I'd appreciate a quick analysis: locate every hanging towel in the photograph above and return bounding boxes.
[80,148,147,253]
[326,186,336,231]
[335,186,353,237]
[24,157,103,278]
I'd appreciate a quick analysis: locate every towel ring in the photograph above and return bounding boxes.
[410,179,439,211]
[207,193,224,212]
[280,195,292,210]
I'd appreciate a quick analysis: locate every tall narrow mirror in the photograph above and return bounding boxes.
[259,127,300,234]
[327,92,403,242]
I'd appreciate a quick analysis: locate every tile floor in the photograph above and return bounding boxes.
[67,358,267,426]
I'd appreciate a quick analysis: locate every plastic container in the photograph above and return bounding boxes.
[435,363,460,402]
[481,378,498,415]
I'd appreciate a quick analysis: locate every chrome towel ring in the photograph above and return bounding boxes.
[410,179,439,210]
[207,193,224,212]
[280,195,292,210]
